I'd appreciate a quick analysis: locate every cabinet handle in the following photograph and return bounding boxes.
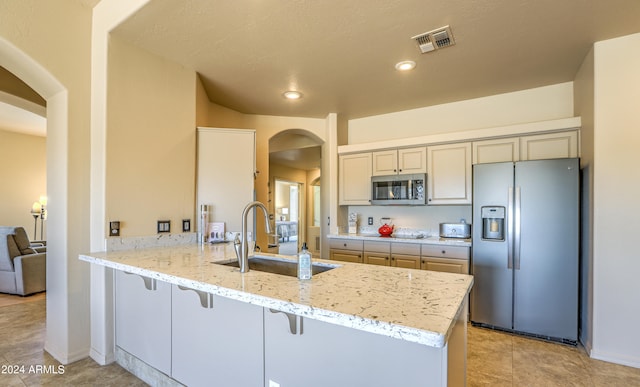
[177,285,214,309]
[399,169,402,172]
[269,309,303,335]
[442,250,446,254]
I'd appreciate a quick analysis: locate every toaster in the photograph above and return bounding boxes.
[439,222,471,239]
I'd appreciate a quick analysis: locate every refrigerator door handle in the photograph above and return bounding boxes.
[507,186,514,269]
[514,186,522,270]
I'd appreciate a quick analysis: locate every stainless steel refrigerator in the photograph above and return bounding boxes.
[471,158,579,344]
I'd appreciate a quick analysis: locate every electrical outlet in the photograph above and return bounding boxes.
[109,221,120,236]
[368,217,373,225]
[157,220,170,233]
[182,219,191,232]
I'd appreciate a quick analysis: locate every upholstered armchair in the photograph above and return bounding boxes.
[0,226,46,296]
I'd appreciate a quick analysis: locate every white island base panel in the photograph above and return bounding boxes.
[81,243,472,386]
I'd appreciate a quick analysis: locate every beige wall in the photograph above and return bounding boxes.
[347,82,574,144]
[574,46,595,354]
[106,36,196,237]
[0,129,46,238]
[1,0,94,363]
[590,33,640,367]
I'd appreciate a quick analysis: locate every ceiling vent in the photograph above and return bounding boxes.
[411,25,455,54]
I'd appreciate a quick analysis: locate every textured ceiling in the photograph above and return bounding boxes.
[113,0,640,120]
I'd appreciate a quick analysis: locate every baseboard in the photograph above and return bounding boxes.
[89,347,115,366]
[115,346,181,386]
[44,341,91,365]
[590,348,640,369]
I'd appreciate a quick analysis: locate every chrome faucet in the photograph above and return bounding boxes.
[237,201,272,273]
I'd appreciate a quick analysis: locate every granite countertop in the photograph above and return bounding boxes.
[80,242,473,348]
[328,233,472,247]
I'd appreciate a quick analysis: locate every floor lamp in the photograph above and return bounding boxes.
[31,202,42,240]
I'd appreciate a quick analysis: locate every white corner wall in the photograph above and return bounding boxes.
[347,82,574,144]
[592,32,640,368]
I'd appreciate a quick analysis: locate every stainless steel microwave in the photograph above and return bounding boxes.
[371,173,426,205]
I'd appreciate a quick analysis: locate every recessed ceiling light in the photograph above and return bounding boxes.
[395,60,416,71]
[283,91,303,100]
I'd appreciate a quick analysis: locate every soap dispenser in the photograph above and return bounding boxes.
[297,242,312,280]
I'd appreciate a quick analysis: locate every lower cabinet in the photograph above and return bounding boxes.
[421,245,470,274]
[328,239,470,274]
[115,271,172,375]
[330,249,363,263]
[329,239,363,263]
[263,309,446,386]
[363,240,391,266]
[421,257,469,274]
[391,243,421,269]
[171,285,263,387]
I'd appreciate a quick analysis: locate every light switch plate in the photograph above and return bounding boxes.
[182,219,190,232]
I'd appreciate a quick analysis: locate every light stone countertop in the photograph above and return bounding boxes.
[328,233,472,247]
[80,242,473,348]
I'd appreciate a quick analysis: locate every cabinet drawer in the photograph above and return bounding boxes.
[421,245,469,259]
[391,254,421,269]
[364,252,390,266]
[329,239,364,251]
[391,243,421,255]
[421,257,469,274]
[364,241,390,253]
[330,249,363,263]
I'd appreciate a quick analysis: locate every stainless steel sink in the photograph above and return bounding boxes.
[215,255,338,277]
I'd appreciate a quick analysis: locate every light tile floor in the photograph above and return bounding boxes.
[0,293,145,386]
[467,324,640,386]
[2,292,639,386]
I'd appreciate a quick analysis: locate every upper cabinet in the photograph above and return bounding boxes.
[472,138,520,164]
[520,131,579,160]
[339,153,372,205]
[427,143,472,205]
[372,147,426,176]
[473,130,579,164]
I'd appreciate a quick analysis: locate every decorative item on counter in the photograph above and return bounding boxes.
[348,212,358,234]
[209,222,226,243]
[378,217,394,237]
[198,204,209,244]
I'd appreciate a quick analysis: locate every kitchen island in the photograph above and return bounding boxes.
[81,242,473,387]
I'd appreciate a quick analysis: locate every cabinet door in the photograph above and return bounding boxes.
[520,131,578,160]
[371,150,398,176]
[171,285,263,387]
[364,252,390,266]
[115,271,171,375]
[398,147,427,174]
[330,249,363,263]
[421,257,469,274]
[391,254,421,269]
[473,138,519,164]
[264,309,445,386]
[427,142,472,205]
[339,153,372,205]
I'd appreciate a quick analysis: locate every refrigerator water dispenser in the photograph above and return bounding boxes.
[481,206,505,240]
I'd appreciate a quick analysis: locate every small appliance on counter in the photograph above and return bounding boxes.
[439,221,471,239]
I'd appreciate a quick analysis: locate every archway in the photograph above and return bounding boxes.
[268,129,323,257]
[0,37,73,363]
